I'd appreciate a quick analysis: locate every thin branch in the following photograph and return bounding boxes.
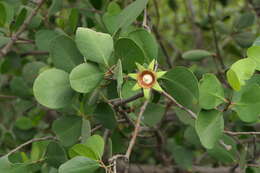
[224,130,260,136]
[161,90,197,119]
[125,101,149,159]
[152,25,173,68]
[111,92,144,107]
[6,136,56,156]
[207,0,225,71]
[0,94,17,99]
[21,50,49,57]
[0,0,45,58]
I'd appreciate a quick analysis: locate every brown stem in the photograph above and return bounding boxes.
[125,101,149,159]
[111,92,144,107]
[21,51,49,57]
[0,0,46,58]
[224,130,260,136]
[161,90,197,119]
[6,136,56,156]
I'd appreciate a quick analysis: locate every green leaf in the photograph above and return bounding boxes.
[175,107,195,126]
[195,110,224,149]
[162,67,199,111]
[10,77,32,99]
[50,35,83,72]
[67,8,79,33]
[128,29,158,61]
[232,84,260,122]
[48,0,63,16]
[81,119,91,144]
[15,117,33,130]
[247,45,260,71]
[84,135,105,160]
[113,0,149,33]
[168,139,193,170]
[58,156,99,173]
[234,12,255,30]
[0,156,30,173]
[102,2,121,34]
[207,135,237,163]
[94,103,117,130]
[115,38,146,72]
[0,36,10,48]
[75,27,113,66]
[52,115,82,147]
[69,63,103,93]
[33,69,75,109]
[226,58,256,91]
[253,37,260,46]
[22,61,46,85]
[46,142,67,168]
[10,8,27,32]
[115,59,124,98]
[234,32,255,48]
[35,30,62,51]
[69,144,97,160]
[143,103,164,126]
[0,2,6,26]
[199,74,225,109]
[1,2,14,25]
[182,49,213,61]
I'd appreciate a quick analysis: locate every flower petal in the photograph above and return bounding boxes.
[143,88,150,99]
[148,59,156,70]
[152,81,164,92]
[132,83,141,91]
[128,73,137,79]
[156,71,167,78]
[136,63,146,71]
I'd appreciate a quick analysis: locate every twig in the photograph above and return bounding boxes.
[161,90,197,119]
[111,92,144,107]
[6,136,55,156]
[207,0,225,71]
[224,130,260,136]
[21,50,49,57]
[152,25,173,68]
[0,0,45,58]
[0,94,17,99]
[125,101,149,159]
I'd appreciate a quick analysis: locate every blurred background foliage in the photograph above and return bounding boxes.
[0,0,260,172]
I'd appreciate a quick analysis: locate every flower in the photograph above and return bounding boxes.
[128,60,167,99]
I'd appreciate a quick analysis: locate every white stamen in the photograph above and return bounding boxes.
[142,74,153,84]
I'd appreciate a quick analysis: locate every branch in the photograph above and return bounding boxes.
[224,130,260,136]
[0,0,46,58]
[152,25,173,68]
[125,100,149,159]
[161,90,197,119]
[21,50,49,57]
[207,0,225,71]
[111,92,144,107]
[117,163,241,173]
[6,136,56,156]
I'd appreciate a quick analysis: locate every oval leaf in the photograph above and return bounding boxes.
[75,27,113,66]
[162,67,199,111]
[227,58,256,91]
[33,69,75,109]
[58,156,99,173]
[115,38,146,72]
[195,110,224,149]
[199,73,225,109]
[52,115,82,147]
[182,49,213,61]
[69,63,103,93]
[50,35,83,72]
